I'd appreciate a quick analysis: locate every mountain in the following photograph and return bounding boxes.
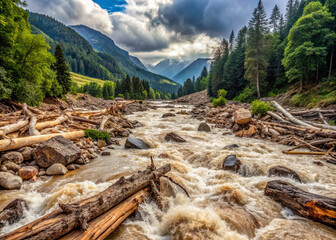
[148,59,188,79]
[173,58,212,84]
[70,25,179,92]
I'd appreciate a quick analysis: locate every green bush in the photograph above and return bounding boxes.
[250,100,274,116]
[233,85,257,103]
[84,129,111,143]
[212,89,227,107]
[329,120,336,126]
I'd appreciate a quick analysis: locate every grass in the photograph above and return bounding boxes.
[71,72,105,87]
[160,79,177,86]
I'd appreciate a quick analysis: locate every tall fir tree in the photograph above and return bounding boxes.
[270,5,281,32]
[229,30,235,52]
[53,44,71,95]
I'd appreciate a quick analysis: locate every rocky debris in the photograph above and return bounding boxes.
[234,109,252,125]
[0,199,28,229]
[18,166,38,180]
[268,166,301,182]
[159,177,176,198]
[75,157,89,165]
[33,136,81,168]
[162,113,176,118]
[38,171,46,176]
[223,155,241,172]
[236,125,258,137]
[46,163,68,175]
[66,164,79,171]
[198,122,211,132]
[18,147,33,161]
[125,138,150,149]
[224,144,239,150]
[121,101,148,115]
[101,151,111,156]
[97,139,107,148]
[1,162,20,172]
[0,172,22,190]
[1,152,23,165]
[165,132,186,143]
[174,90,210,106]
[176,110,189,115]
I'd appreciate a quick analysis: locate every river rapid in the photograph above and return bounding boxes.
[0,102,335,239]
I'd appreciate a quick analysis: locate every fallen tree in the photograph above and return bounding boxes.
[265,180,336,228]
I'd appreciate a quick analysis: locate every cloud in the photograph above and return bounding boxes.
[26,0,113,34]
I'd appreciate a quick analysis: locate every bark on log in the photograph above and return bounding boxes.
[267,111,291,124]
[265,180,336,228]
[22,103,40,136]
[0,131,85,152]
[0,164,171,240]
[99,116,111,131]
[35,116,68,131]
[303,121,336,132]
[290,109,336,116]
[0,119,29,136]
[71,116,100,125]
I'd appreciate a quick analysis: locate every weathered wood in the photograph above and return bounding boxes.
[0,199,27,230]
[71,116,100,125]
[0,164,171,240]
[0,119,29,136]
[0,131,85,152]
[283,151,331,156]
[35,116,68,131]
[290,109,336,116]
[267,111,291,124]
[265,180,336,228]
[22,103,40,136]
[99,115,111,131]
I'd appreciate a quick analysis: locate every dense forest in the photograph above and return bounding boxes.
[178,0,336,106]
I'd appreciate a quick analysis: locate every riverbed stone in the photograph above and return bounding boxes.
[33,136,81,168]
[97,139,107,148]
[46,163,68,175]
[162,113,176,118]
[268,166,301,182]
[0,172,22,190]
[18,166,38,180]
[18,147,33,161]
[66,164,76,171]
[198,122,211,132]
[165,132,186,143]
[234,108,252,125]
[1,152,24,165]
[1,162,20,172]
[223,155,241,172]
[125,138,150,149]
[223,144,239,150]
[101,151,111,156]
[38,170,46,176]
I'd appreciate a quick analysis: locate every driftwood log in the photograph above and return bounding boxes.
[22,103,40,136]
[0,119,29,136]
[265,180,336,228]
[0,164,171,240]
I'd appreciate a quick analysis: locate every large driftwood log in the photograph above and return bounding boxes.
[35,115,68,131]
[22,103,40,136]
[0,164,171,240]
[266,111,291,124]
[290,109,336,116]
[265,180,336,228]
[0,119,29,136]
[71,116,100,125]
[0,131,85,152]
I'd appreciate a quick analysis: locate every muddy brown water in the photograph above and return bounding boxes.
[0,102,336,239]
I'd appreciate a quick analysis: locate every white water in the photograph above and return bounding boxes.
[0,102,335,239]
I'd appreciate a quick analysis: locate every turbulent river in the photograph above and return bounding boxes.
[0,102,336,239]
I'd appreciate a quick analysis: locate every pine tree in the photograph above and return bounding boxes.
[270,5,281,32]
[325,0,336,79]
[229,30,235,52]
[53,44,71,95]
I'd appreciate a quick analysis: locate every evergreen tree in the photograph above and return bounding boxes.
[270,5,281,32]
[229,30,235,52]
[102,81,114,100]
[53,44,71,95]
[325,0,336,79]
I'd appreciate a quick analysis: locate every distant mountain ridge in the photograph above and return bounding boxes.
[148,59,188,79]
[173,58,212,84]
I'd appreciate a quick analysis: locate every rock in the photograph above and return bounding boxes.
[268,166,301,182]
[0,166,7,172]
[327,159,336,165]
[234,109,252,125]
[37,171,46,176]
[73,164,80,170]
[101,151,111,156]
[18,147,33,161]
[0,172,22,190]
[0,199,28,229]
[18,166,38,180]
[97,139,107,148]
[88,148,95,154]
[66,164,76,171]
[223,155,241,172]
[162,113,176,118]
[1,162,20,172]
[177,110,188,115]
[107,146,115,150]
[46,163,68,175]
[159,177,176,198]
[75,157,85,165]
[224,144,239,150]
[125,138,150,149]
[197,122,211,132]
[33,136,81,168]
[121,131,130,137]
[165,132,186,143]
[28,161,37,166]
[1,152,24,165]
[236,125,258,137]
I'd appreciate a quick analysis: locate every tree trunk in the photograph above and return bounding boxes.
[328,47,334,81]
[22,103,40,136]
[35,115,68,131]
[265,180,336,228]
[316,57,319,84]
[0,119,29,136]
[300,78,303,93]
[256,63,261,99]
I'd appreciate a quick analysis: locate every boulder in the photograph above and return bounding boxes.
[125,138,150,149]
[18,166,38,180]
[33,136,81,168]
[223,155,241,172]
[1,162,20,172]
[18,147,33,161]
[268,166,301,182]
[46,163,68,175]
[0,172,22,190]
[223,144,239,150]
[165,132,186,143]
[1,152,23,165]
[234,109,252,125]
[0,199,28,229]
[198,122,211,132]
[66,164,76,171]
[97,139,107,148]
[162,113,176,118]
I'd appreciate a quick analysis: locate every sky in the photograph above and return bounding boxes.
[26,0,287,65]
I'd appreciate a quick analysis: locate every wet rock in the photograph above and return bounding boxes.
[327,159,336,165]
[75,157,85,165]
[121,131,130,137]
[66,164,76,171]
[223,144,239,150]
[1,152,24,165]
[162,113,176,118]
[101,151,111,156]
[33,136,81,168]
[268,166,301,182]
[0,199,28,229]
[28,161,37,166]
[223,155,241,172]
[0,172,22,190]
[1,162,20,172]
[197,122,211,132]
[176,110,189,115]
[97,139,107,148]
[234,109,252,125]
[160,177,176,198]
[165,132,186,143]
[18,166,38,180]
[46,163,68,175]
[125,138,150,149]
[107,146,115,150]
[37,170,46,176]
[18,147,33,161]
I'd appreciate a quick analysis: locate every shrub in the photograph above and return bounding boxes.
[84,129,111,143]
[212,89,227,107]
[250,100,274,116]
[329,120,336,126]
[233,85,257,103]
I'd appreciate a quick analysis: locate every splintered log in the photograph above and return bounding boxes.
[0,164,171,240]
[35,115,68,131]
[0,131,85,152]
[267,111,291,124]
[71,116,100,125]
[99,115,111,131]
[69,108,108,116]
[265,180,336,228]
[0,119,29,136]
[22,103,40,136]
